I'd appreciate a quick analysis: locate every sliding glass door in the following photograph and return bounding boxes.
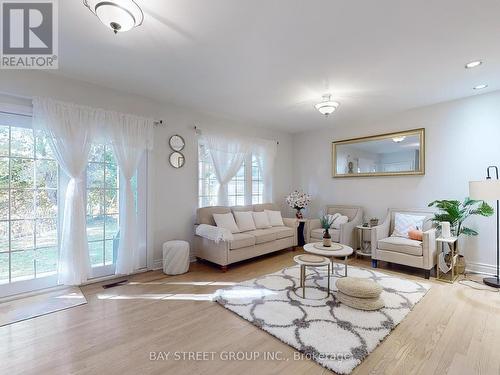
[0,113,59,297]
[0,111,150,297]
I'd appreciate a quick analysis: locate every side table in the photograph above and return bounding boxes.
[436,237,459,283]
[297,219,307,247]
[355,225,373,258]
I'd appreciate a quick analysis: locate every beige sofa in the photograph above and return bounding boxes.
[305,205,363,248]
[370,208,437,278]
[194,203,298,271]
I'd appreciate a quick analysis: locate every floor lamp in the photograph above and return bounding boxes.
[469,166,500,288]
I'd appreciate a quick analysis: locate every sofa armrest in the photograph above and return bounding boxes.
[370,213,391,256]
[339,220,359,248]
[339,211,363,248]
[305,219,321,243]
[283,218,299,228]
[422,228,437,269]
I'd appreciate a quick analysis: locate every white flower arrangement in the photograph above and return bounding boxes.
[285,190,312,210]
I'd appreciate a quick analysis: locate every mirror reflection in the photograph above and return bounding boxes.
[169,151,185,168]
[333,129,424,177]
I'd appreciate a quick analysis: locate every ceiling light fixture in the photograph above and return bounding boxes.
[314,94,340,116]
[473,84,488,90]
[465,60,483,69]
[83,0,144,34]
[392,136,406,143]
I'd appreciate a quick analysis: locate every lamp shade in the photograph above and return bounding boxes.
[469,180,500,200]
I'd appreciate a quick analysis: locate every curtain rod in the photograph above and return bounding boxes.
[0,110,32,118]
[194,125,279,145]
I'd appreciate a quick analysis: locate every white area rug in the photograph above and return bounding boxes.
[215,264,430,374]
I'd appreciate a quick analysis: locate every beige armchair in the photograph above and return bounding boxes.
[370,208,437,279]
[305,205,363,248]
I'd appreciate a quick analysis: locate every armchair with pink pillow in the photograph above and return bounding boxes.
[370,208,437,279]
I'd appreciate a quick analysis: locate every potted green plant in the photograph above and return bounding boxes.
[320,215,335,247]
[428,198,494,273]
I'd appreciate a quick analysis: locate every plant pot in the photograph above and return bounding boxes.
[369,219,379,227]
[295,209,303,219]
[323,229,332,247]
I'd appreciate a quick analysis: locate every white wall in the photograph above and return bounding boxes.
[0,71,294,267]
[292,91,500,274]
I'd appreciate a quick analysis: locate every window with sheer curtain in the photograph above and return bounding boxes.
[198,142,264,207]
[0,123,59,285]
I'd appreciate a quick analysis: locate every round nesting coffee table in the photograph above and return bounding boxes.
[304,242,353,277]
[293,254,331,299]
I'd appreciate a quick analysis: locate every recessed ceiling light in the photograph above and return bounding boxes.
[473,84,488,90]
[465,60,483,69]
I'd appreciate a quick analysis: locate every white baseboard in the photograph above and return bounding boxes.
[465,261,497,276]
[153,259,163,270]
[153,257,197,271]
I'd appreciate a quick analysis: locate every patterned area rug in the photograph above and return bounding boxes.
[215,264,430,374]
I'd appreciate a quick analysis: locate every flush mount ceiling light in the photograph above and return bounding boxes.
[473,84,488,90]
[84,0,144,34]
[465,60,483,69]
[392,136,406,143]
[314,94,340,116]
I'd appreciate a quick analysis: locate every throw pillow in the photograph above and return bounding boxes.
[213,213,240,234]
[252,211,272,229]
[392,213,426,238]
[233,211,256,232]
[332,215,349,229]
[408,228,424,241]
[265,210,284,226]
[327,213,341,228]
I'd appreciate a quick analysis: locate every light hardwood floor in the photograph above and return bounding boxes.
[1,249,499,375]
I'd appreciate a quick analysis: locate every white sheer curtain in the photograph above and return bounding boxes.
[200,132,251,206]
[33,97,98,285]
[107,112,153,275]
[33,97,154,284]
[253,140,277,203]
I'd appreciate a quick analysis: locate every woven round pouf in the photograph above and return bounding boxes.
[336,277,384,311]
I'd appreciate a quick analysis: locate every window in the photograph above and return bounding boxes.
[0,124,59,285]
[198,144,218,208]
[198,143,264,207]
[251,155,263,204]
[227,163,245,206]
[86,144,119,268]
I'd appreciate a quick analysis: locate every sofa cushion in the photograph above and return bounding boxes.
[311,228,340,242]
[229,233,256,250]
[213,213,240,233]
[378,236,423,256]
[265,210,284,226]
[267,226,294,239]
[233,211,256,232]
[245,229,278,244]
[196,206,231,225]
[252,211,271,229]
[332,215,349,229]
[392,213,426,238]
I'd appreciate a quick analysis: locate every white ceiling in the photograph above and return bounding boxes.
[57,0,500,132]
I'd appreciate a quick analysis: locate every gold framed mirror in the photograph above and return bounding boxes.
[332,128,425,177]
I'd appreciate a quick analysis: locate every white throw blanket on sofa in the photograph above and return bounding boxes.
[196,224,234,243]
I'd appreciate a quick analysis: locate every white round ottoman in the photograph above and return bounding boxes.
[162,240,190,275]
